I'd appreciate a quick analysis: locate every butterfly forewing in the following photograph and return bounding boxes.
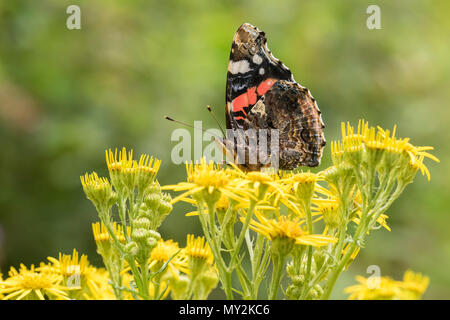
[223,23,326,171]
[225,23,293,130]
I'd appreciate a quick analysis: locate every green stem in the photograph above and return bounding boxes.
[321,214,368,300]
[300,199,314,298]
[125,257,145,298]
[118,198,130,241]
[139,256,150,299]
[198,202,234,300]
[320,241,357,300]
[300,247,313,299]
[103,259,123,299]
[230,201,256,267]
[268,254,285,300]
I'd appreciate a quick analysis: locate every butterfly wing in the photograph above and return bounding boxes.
[225,23,294,130]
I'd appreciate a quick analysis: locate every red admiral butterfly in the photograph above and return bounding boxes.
[220,23,326,171]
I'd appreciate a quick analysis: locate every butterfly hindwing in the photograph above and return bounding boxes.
[225,23,294,130]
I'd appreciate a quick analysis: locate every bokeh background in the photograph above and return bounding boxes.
[0,0,448,299]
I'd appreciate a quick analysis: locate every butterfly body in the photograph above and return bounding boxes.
[222,23,326,171]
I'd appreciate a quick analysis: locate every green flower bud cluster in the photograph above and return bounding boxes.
[81,148,176,300]
[167,266,219,301]
[143,183,173,230]
[285,248,330,300]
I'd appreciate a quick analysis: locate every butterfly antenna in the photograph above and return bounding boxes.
[206,105,226,137]
[164,116,222,140]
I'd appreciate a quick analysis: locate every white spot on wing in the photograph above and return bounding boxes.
[229,60,251,74]
[259,68,265,75]
[252,54,263,64]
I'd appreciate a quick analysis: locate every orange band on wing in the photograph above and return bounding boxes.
[232,92,248,114]
[232,79,276,115]
[232,87,257,114]
[257,78,276,96]
[248,87,257,105]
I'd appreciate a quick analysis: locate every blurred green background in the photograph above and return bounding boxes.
[0,0,448,299]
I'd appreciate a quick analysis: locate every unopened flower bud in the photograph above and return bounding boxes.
[147,230,161,241]
[158,200,173,216]
[132,228,151,242]
[147,182,161,195]
[146,237,157,249]
[291,275,305,286]
[80,172,117,212]
[146,193,161,211]
[286,284,301,299]
[134,217,151,229]
[125,242,138,256]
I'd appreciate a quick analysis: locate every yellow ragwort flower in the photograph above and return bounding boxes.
[80,172,110,191]
[81,267,118,300]
[105,147,161,192]
[0,264,70,300]
[284,172,321,200]
[80,172,116,210]
[149,239,190,276]
[185,234,214,266]
[92,221,127,243]
[334,119,439,181]
[163,158,244,205]
[233,168,282,198]
[106,147,132,171]
[246,211,336,247]
[344,269,429,300]
[400,269,430,298]
[41,249,109,298]
[315,201,341,230]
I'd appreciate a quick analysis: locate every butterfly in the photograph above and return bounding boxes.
[218,23,326,171]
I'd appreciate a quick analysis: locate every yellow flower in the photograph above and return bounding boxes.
[185,234,214,266]
[246,211,336,247]
[40,249,110,299]
[134,153,161,192]
[316,201,341,230]
[149,239,190,277]
[105,147,161,192]
[377,126,439,165]
[106,147,134,172]
[163,158,243,205]
[344,269,429,300]
[81,268,118,300]
[278,171,324,217]
[232,168,283,201]
[401,270,430,298]
[92,221,127,243]
[345,274,400,300]
[284,171,320,194]
[0,264,70,300]
[80,172,116,210]
[335,119,439,181]
[331,120,368,166]
[184,195,273,217]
